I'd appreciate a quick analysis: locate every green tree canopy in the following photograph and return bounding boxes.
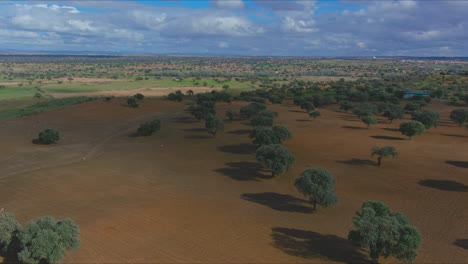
[38,129,60,144]
[399,121,425,140]
[272,125,292,143]
[352,103,378,118]
[256,144,295,177]
[309,111,321,119]
[225,108,236,121]
[205,114,224,136]
[251,126,280,146]
[348,201,422,264]
[371,146,398,166]
[136,118,161,136]
[339,101,353,112]
[412,110,440,129]
[449,108,468,126]
[362,115,378,128]
[18,216,80,264]
[294,168,339,210]
[240,102,266,118]
[382,104,404,123]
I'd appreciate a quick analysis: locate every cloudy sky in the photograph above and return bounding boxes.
[0,0,467,56]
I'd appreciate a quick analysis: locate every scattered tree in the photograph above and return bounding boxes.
[256,144,295,177]
[404,102,421,112]
[251,115,274,127]
[251,126,280,146]
[449,108,468,126]
[272,125,292,143]
[134,93,145,100]
[300,101,315,112]
[412,110,440,129]
[205,114,224,136]
[127,97,139,108]
[399,121,425,140]
[352,103,378,118]
[383,104,404,123]
[18,216,80,264]
[225,108,236,121]
[348,201,422,264]
[309,110,321,119]
[339,101,353,112]
[38,129,60,144]
[136,118,161,136]
[371,146,398,166]
[362,115,378,128]
[240,102,266,118]
[167,90,184,102]
[294,168,339,210]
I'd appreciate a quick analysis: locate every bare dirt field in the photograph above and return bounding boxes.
[0,99,467,263]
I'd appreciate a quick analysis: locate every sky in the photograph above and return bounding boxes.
[0,0,467,56]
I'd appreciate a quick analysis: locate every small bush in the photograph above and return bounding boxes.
[127,98,139,108]
[137,118,161,136]
[134,93,145,100]
[38,129,60,144]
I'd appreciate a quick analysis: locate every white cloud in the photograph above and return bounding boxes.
[218,41,229,48]
[212,0,245,9]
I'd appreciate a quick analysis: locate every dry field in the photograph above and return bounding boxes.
[0,98,467,263]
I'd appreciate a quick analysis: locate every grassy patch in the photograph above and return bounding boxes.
[0,97,93,120]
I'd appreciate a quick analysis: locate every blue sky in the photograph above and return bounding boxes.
[0,0,467,56]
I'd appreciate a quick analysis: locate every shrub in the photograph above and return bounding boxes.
[38,129,60,144]
[309,111,321,119]
[136,118,161,136]
[127,97,139,108]
[134,93,145,100]
[167,90,184,102]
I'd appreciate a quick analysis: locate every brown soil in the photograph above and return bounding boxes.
[0,99,467,263]
[50,87,221,99]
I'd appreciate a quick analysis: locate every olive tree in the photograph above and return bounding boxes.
[294,168,339,210]
[362,115,378,128]
[250,115,274,127]
[412,110,440,129]
[383,104,404,123]
[251,126,280,146]
[256,144,295,177]
[240,102,266,118]
[309,111,321,119]
[348,201,422,264]
[225,108,236,121]
[38,129,60,144]
[127,97,139,108]
[339,101,353,112]
[18,216,80,264]
[136,118,161,136]
[272,125,292,143]
[399,121,425,140]
[371,146,398,166]
[205,114,224,136]
[449,108,468,126]
[352,103,378,118]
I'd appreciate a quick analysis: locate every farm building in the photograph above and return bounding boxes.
[403,91,431,99]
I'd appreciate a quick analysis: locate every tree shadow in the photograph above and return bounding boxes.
[342,126,366,130]
[182,127,207,132]
[271,227,369,263]
[0,233,21,264]
[218,143,256,155]
[227,129,251,135]
[446,161,468,169]
[418,179,468,192]
[370,135,405,140]
[454,239,468,250]
[241,192,314,213]
[289,110,306,113]
[381,128,399,132]
[214,161,271,181]
[172,116,198,124]
[296,119,311,122]
[31,138,53,145]
[184,135,211,139]
[441,133,468,138]
[336,159,376,166]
